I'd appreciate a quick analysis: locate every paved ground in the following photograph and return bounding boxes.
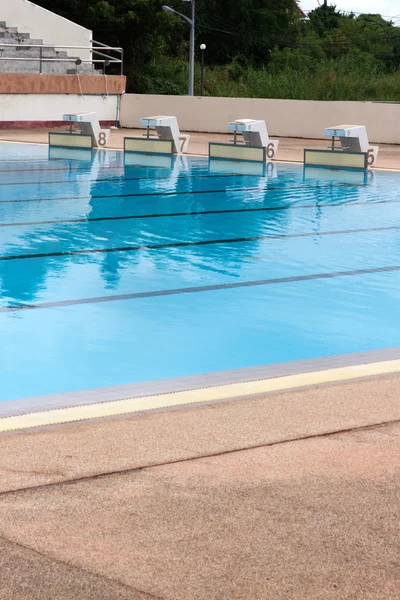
[0,374,399,599]
[0,127,399,169]
[1,373,400,492]
[0,420,399,599]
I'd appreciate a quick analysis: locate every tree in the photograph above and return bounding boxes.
[308,3,342,35]
[194,0,299,65]
[31,0,400,98]
[33,0,186,90]
[337,13,400,71]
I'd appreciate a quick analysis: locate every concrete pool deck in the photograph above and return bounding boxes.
[0,129,399,598]
[0,127,400,169]
[0,373,399,599]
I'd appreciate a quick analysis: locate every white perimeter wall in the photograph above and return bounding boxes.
[121,95,400,144]
[0,94,119,122]
[0,0,92,61]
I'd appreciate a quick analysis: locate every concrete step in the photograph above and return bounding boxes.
[46,62,96,74]
[0,48,60,58]
[0,32,22,39]
[0,31,31,40]
[0,21,100,75]
[0,57,98,74]
[0,29,30,39]
[67,65,99,74]
[0,60,42,73]
[0,61,85,74]
[0,37,44,45]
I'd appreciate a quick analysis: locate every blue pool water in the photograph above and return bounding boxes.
[1,142,400,402]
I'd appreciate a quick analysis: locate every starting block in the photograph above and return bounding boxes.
[49,112,110,150]
[209,119,279,163]
[304,124,379,170]
[124,116,190,155]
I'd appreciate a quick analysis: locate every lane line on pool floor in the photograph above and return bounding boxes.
[2,224,400,262]
[0,183,356,205]
[1,359,400,432]
[0,172,368,187]
[2,264,400,313]
[0,172,290,186]
[0,164,125,173]
[0,197,389,229]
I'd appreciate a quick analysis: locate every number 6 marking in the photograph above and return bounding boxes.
[266,142,275,159]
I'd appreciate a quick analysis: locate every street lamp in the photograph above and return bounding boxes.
[200,43,206,96]
[162,1,195,96]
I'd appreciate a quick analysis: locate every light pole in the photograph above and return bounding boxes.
[162,1,195,96]
[200,43,206,96]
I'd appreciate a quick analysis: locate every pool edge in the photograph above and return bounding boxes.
[1,351,400,432]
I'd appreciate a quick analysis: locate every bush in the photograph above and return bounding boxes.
[137,55,400,103]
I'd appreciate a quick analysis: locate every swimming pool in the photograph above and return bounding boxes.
[1,142,400,405]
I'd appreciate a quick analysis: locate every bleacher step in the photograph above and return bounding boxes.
[0,21,97,75]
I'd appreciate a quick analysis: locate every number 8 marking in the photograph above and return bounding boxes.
[98,131,107,147]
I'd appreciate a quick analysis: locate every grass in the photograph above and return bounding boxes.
[140,57,400,102]
[202,66,400,102]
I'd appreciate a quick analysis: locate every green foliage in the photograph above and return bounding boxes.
[33,0,400,100]
[139,57,188,95]
[34,0,186,90]
[198,63,400,102]
[308,4,342,35]
[268,47,318,75]
[194,0,298,65]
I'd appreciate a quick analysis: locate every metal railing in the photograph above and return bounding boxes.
[0,40,123,75]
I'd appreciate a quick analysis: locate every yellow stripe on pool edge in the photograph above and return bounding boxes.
[1,359,400,432]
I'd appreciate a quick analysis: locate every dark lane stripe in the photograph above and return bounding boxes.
[0,186,261,204]
[1,225,399,262]
[0,197,393,228]
[0,164,124,173]
[0,183,355,205]
[0,172,276,186]
[2,264,399,314]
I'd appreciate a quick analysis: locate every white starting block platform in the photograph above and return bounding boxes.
[304,124,379,170]
[124,116,190,155]
[49,112,110,150]
[209,119,279,163]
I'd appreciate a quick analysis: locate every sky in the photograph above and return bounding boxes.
[300,1,400,22]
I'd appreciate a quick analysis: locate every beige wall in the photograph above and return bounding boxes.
[0,94,119,123]
[120,95,400,144]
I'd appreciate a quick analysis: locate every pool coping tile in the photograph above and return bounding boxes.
[1,347,400,431]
